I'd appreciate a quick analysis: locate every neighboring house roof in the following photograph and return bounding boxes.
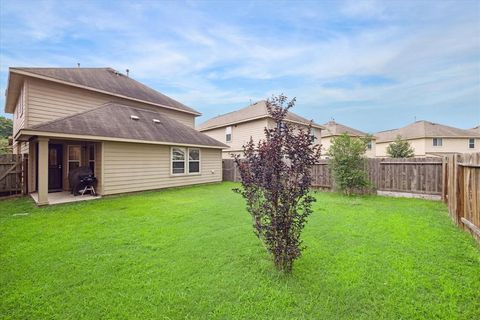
[321,120,371,138]
[375,120,480,143]
[470,125,480,133]
[197,100,323,131]
[21,103,226,148]
[5,67,200,115]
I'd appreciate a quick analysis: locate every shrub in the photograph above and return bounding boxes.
[327,133,370,195]
[386,135,415,158]
[234,95,320,274]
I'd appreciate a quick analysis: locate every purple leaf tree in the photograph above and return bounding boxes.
[234,95,321,273]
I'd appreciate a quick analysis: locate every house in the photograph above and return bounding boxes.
[5,67,227,205]
[470,125,480,134]
[197,100,324,158]
[320,120,376,158]
[375,120,480,157]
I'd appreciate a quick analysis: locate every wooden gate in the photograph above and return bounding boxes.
[0,154,27,197]
[444,153,480,241]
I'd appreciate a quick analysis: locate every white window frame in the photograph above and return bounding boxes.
[367,141,372,150]
[188,148,201,174]
[225,126,232,143]
[67,145,81,175]
[469,138,475,149]
[432,138,443,147]
[171,147,186,175]
[171,147,202,176]
[88,144,96,174]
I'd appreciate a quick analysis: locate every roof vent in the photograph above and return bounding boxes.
[153,119,161,124]
[130,115,139,120]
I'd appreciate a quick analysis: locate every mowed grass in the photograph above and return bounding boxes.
[1,182,479,320]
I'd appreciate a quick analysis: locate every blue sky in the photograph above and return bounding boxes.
[0,0,479,132]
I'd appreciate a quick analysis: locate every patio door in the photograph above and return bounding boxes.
[48,144,63,192]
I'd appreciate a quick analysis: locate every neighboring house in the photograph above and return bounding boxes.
[375,120,480,157]
[470,125,480,134]
[320,120,376,158]
[197,100,324,158]
[5,67,227,205]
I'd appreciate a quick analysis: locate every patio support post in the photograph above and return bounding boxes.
[37,137,49,205]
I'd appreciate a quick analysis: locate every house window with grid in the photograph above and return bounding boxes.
[432,138,442,147]
[172,147,186,174]
[225,126,232,143]
[68,145,81,173]
[367,141,372,150]
[188,148,200,173]
[88,144,96,174]
[469,138,475,149]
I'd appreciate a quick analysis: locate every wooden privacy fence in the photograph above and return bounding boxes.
[0,154,27,197]
[223,157,444,195]
[443,153,480,241]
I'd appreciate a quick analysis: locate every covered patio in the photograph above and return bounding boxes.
[15,132,104,206]
[30,191,101,205]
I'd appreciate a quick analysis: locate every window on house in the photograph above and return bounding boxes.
[172,147,186,174]
[432,138,443,147]
[88,144,95,174]
[367,141,372,150]
[225,126,232,143]
[310,128,317,143]
[469,138,475,149]
[188,148,200,173]
[68,145,81,173]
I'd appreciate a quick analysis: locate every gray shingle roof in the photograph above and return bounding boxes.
[197,100,322,131]
[321,120,370,138]
[11,67,200,115]
[375,120,480,143]
[29,103,227,148]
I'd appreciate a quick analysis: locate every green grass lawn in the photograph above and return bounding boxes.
[1,182,479,319]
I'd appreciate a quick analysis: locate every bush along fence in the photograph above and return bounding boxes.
[0,153,27,197]
[443,153,480,242]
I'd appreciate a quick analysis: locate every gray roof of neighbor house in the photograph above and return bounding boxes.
[321,120,371,138]
[6,67,200,115]
[375,120,480,143]
[25,103,227,148]
[470,125,480,133]
[197,100,323,131]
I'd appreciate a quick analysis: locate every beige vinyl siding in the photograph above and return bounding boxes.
[202,118,269,158]
[102,142,222,195]
[376,138,426,157]
[12,82,26,136]
[321,136,376,158]
[27,78,195,128]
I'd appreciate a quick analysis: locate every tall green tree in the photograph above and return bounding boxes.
[386,135,415,158]
[0,137,12,154]
[327,133,370,195]
[0,116,13,138]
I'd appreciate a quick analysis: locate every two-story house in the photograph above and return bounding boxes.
[375,120,480,157]
[320,120,376,158]
[5,67,226,205]
[197,100,323,158]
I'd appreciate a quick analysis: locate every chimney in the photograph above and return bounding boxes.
[126,69,129,77]
[77,63,80,68]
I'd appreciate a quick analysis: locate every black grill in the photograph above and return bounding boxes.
[68,166,97,196]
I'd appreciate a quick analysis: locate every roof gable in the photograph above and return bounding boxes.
[27,103,226,148]
[6,67,200,115]
[197,100,322,131]
[375,120,480,143]
[322,120,370,137]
